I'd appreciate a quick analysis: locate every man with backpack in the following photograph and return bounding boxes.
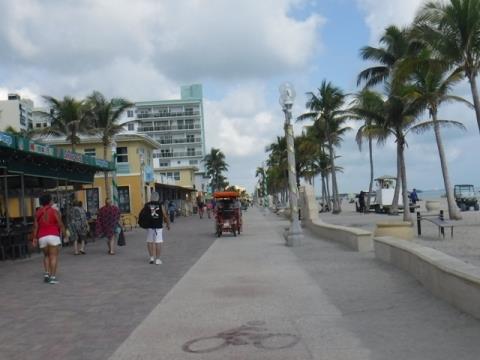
[138,192,170,265]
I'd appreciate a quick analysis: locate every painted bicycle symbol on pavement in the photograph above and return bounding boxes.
[182,321,300,354]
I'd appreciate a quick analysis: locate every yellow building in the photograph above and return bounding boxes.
[47,134,159,225]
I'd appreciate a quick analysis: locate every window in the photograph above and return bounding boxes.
[187,148,195,156]
[185,119,194,129]
[35,123,41,128]
[127,123,134,131]
[84,148,96,157]
[174,172,180,181]
[116,147,128,163]
[189,160,198,165]
[160,161,169,167]
[86,188,99,216]
[127,110,134,117]
[186,134,194,143]
[118,186,131,213]
[161,149,171,158]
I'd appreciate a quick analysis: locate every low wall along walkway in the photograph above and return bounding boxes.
[299,185,373,252]
[375,236,480,320]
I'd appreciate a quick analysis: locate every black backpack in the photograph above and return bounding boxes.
[138,204,152,229]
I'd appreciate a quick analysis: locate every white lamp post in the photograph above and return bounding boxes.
[279,82,303,246]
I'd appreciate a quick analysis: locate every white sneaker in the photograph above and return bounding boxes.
[149,257,154,264]
[155,259,162,265]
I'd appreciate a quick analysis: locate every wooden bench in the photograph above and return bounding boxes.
[416,211,456,238]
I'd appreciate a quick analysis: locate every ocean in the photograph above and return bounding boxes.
[418,187,480,200]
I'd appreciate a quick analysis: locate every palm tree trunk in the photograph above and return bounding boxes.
[367,136,374,210]
[399,141,411,222]
[328,139,341,214]
[468,73,480,134]
[390,140,401,215]
[103,144,111,199]
[321,173,326,211]
[325,173,332,211]
[432,112,461,220]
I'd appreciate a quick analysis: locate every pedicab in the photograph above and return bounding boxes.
[213,191,242,237]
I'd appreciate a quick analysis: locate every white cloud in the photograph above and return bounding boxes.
[356,0,425,42]
[0,0,323,97]
[204,84,282,158]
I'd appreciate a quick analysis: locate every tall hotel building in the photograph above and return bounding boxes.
[123,84,208,191]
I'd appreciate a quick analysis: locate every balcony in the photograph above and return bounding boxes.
[137,111,200,119]
[158,138,202,145]
[158,152,202,158]
[139,124,201,132]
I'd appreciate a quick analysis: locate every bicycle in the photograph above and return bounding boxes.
[182,321,299,354]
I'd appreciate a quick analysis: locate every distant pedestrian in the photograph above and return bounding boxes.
[68,200,89,255]
[96,198,121,255]
[206,200,213,219]
[197,197,205,219]
[410,188,419,204]
[358,191,366,213]
[167,200,176,223]
[32,193,66,284]
[142,192,170,265]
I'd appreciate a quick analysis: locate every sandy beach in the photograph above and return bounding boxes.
[318,198,480,267]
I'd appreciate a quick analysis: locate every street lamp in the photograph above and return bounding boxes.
[279,82,303,247]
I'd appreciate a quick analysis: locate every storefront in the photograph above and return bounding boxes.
[0,132,113,232]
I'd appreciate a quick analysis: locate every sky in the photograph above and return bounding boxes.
[0,0,478,194]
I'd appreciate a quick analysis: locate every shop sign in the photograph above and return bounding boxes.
[29,142,55,156]
[0,132,14,148]
[144,165,154,182]
[63,150,84,163]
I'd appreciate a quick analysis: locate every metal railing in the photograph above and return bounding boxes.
[139,125,201,132]
[137,111,200,119]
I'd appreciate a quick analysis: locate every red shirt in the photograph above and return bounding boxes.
[36,206,60,238]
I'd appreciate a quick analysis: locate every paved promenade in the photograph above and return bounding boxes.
[108,208,480,360]
[0,214,216,360]
[2,207,480,359]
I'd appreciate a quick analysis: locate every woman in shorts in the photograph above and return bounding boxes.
[32,193,66,284]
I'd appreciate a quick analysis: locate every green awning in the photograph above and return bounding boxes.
[0,132,114,184]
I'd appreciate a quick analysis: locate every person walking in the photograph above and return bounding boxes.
[410,188,419,205]
[144,192,170,265]
[68,200,89,255]
[95,198,121,255]
[167,200,176,223]
[358,191,366,213]
[32,193,66,284]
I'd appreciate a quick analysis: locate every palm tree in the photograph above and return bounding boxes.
[298,80,350,214]
[85,91,132,199]
[203,148,229,192]
[380,86,427,221]
[348,90,388,210]
[357,25,421,216]
[414,0,480,133]
[357,25,421,88]
[398,53,469,219]
[255,166,266,201]
[41,96,89,151]
[265,136,288,204]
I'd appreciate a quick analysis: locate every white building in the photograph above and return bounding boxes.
[0,94,34,131]
[32,107,51,129]
[122,84,209,191]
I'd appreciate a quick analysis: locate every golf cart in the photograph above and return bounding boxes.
[454,184,479,211]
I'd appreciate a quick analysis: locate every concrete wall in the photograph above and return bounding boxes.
[375,236,480,320]
[299,184,373,252]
